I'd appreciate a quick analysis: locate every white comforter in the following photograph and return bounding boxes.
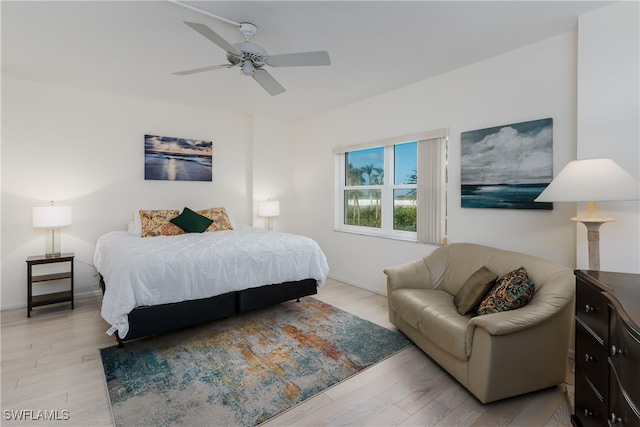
[95,225,329,338]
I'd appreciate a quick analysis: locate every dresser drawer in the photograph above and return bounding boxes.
[575,320,607,396]
[609,365,640,427]
[575,369,607,427]
[575,277,608,341]
[609,308,640,409]
[574,271,640,427]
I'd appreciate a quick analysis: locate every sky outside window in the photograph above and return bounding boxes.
[346,147,384,185]
[346,142,417,186]
[394,142,417,184]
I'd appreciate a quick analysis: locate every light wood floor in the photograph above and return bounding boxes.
[1,278,574,426]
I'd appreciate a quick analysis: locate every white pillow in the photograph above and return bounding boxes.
[131,209,143,236]
[225,210,238,229]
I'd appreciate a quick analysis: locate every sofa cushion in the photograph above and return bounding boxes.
[440,244,497,295]
[454,266,498,315]
[477,267,535,315]
[391,288,470,361]
[390,288,434,329]
[418,293,471,360]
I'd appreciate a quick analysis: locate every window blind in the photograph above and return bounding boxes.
[332,128,448,155]
[417,136,446,244]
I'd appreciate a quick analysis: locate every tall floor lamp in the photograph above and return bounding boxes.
[535,158,639,270]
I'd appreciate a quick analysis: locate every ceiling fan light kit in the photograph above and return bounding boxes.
[173,19,331,96]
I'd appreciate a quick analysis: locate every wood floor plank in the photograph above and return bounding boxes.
[547,387,573,426]
[396,368,457,415]
[435,402,483,426]
[508,387,567,427]
[469,392,532,426]
[0,279,573,427]
[261,393,334,427]
[323,346,430,401]
[400,399,454,426]
[361,404,412,427]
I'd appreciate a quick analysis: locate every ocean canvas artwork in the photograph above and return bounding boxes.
[461,118,553,210]
[144,134,212,181]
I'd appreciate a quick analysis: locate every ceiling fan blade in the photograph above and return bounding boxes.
[264,51,331,67]
[184,21,243,57]
[253,69,286,96]
[172,64,232,76]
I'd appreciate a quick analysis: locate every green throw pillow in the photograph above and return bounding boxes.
[476,266,535,315]
[170,207,213,233]
[454,266,498,315]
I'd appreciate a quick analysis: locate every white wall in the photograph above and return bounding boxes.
[1,77,253,308]
[576,2,640,273]
[251,116,295,231]
[295,33,579,294]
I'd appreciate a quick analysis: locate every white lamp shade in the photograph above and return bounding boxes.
[535,158,640,202]
[258,200,280,218]
[32,205,72,228]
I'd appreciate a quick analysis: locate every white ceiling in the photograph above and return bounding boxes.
[2,1,612,121]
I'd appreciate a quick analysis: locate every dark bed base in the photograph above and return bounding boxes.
[99,276,318,347]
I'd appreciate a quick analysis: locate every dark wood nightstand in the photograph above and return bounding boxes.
[26,253,74,317]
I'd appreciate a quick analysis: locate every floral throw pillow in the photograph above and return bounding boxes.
[139,209,184,237]
[198,207,234,232]
[476,266,535,315]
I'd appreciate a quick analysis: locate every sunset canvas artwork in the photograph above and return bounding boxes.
[144,134,212,181]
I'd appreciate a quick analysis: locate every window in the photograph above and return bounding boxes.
[334,130,448,243]
[344,146,385,229]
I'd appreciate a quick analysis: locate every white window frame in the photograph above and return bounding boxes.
[333,129,448,243]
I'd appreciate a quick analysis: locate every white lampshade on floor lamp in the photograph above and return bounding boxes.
[33,201,72,257]
[535,158,639,270]
[258,199,280,230]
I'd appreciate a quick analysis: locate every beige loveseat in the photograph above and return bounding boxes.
[384,243,574,403]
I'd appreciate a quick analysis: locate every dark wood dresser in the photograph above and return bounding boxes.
[573,270,640,427]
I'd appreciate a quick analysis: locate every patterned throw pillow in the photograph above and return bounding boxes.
[139,210,184,237]
[198,207,234,232]
[476,266,535,315]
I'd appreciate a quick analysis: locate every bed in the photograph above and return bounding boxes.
[94,213,329,346]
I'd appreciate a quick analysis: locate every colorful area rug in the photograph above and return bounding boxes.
[100,297,411,426]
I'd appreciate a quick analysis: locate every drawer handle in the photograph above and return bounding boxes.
[584,409,593,417]
[611,344,624,357]
[584,304,597,313]
[610,412,622,424]
[584,353,595,362]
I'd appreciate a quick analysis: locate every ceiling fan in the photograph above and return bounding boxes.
[173,21,331,96]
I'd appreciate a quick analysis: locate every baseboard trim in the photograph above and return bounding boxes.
[0,289,102,311]
[326,274,387,296]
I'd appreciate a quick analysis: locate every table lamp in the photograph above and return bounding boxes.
[258,199,280,230]
[33,201,72,257]
[535,158,639,270]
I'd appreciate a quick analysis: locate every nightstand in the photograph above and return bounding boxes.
[26,253,74,317]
